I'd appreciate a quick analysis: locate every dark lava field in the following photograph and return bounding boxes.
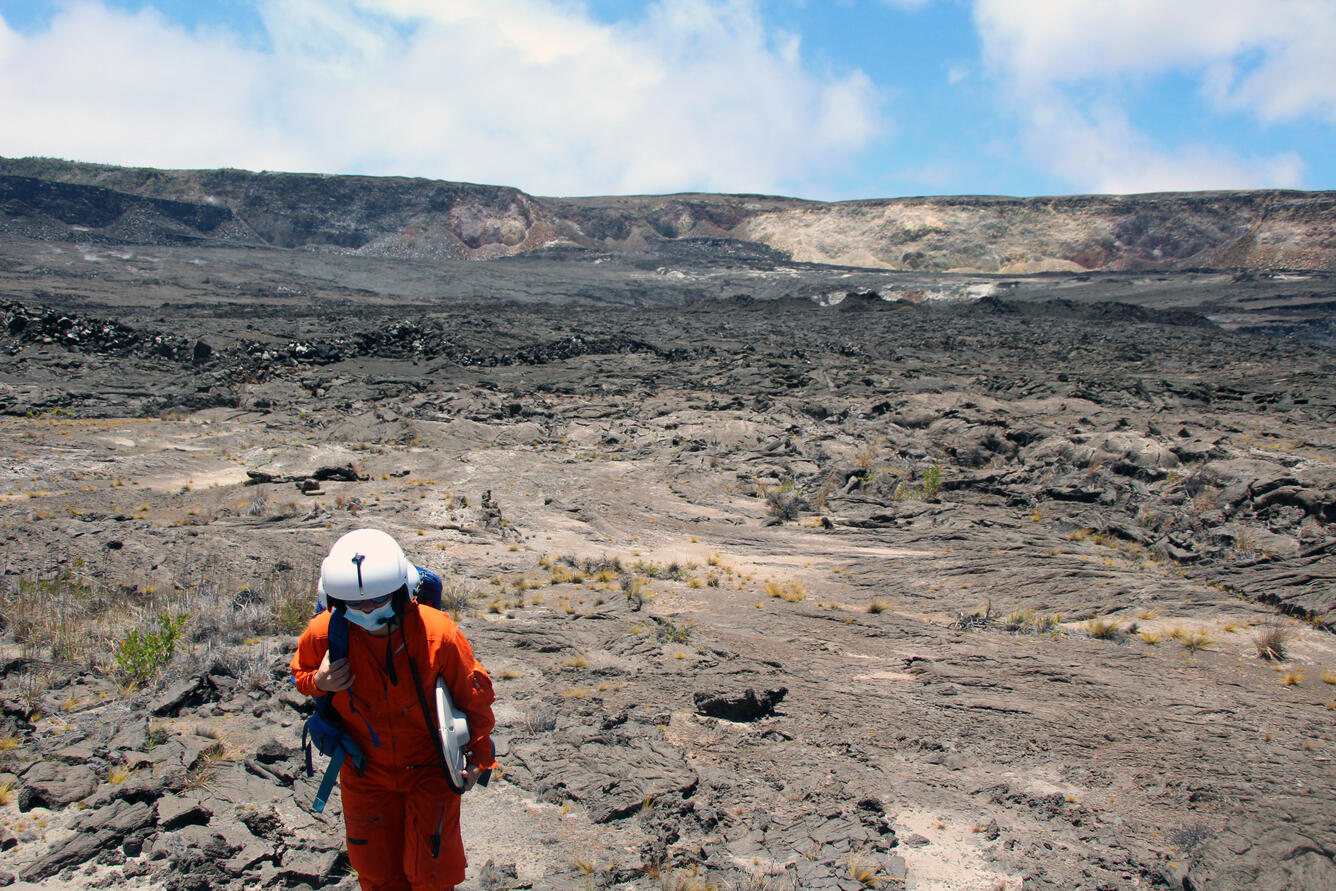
[1,173,1335,890]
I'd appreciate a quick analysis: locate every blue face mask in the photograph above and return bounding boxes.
[346,600,395,631]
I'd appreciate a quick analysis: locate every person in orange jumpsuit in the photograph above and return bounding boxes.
[291,529,497,891]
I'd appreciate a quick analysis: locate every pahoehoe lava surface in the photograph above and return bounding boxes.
[0,161,1334,891]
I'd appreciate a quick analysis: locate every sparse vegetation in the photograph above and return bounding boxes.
[183,761,219,791]
[950,601,994,630]
[623,575,648,609]
[919,460,942,497]
[762,480,808,522]
[846,850,897,887]
[1173,627,1214,654]
[1253,616,1294,661]
[763,579,807,602]
[437,575,481,619]
[999,607,1061,636]
[649,862,721,891]
[1086,616,1122,640]
[657,616,694,644]
[115,611,187,687]
[274,580,312,635]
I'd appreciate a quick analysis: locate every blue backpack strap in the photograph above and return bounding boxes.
[323,608,380,746]
[301,606,377,812]
[312,747,346,812]
[327,604,349,662]
[415,566,442,610]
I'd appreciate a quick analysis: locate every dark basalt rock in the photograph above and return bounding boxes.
[692,687,787,722]
[18,761,97,811]
[19,829,121,882]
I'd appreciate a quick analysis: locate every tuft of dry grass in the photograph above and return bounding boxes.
[652,862,721,891]
[1253,616,1295,661]
[846,851,894,888]
[1172,627,1214,653]
[1138,631,1164,645]
[764,579,807,602]
[184,762,219,792]
[1086,616,1122,640]
[622,575,648,607]
[1281,669,1305,686]
[438,575,481,619]
[1321,670,1336,685]
[867,599,890,614]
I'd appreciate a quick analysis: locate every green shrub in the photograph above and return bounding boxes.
[275,587,312,635]
[116,612,187,686]
[920,460,943,497]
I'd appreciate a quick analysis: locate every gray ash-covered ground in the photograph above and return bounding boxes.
[1,281,1335,890]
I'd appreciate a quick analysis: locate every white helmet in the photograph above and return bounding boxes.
[318,528,421,605]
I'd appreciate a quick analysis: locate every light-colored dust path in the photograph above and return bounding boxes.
[895,811,1023,891]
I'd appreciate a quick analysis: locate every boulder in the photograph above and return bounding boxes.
[18,760,97,811]
[71,799,155,835]
[278,847,344,885]
[159,795,212,829]
[19,829,118,882]
[253,736,297,765]
[151,676,219,717]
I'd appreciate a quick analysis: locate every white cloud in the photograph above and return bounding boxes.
[971,0,1331,193]
[974,0,1336,123]
[0,0,883,196]
[0,15,17,61]
[1026,101,1306,194]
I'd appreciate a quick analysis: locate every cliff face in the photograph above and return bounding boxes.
[737,192,1336,273]
[2,157,1333,272]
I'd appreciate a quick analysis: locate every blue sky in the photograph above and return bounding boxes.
[1,1,1332,199]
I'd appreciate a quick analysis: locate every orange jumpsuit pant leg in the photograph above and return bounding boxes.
[342,779,412,891]
[403,771,464,891]
[342,771,462,891]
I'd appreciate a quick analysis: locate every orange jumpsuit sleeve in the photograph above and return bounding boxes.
[289,612,331,698]
[438,624,498,771]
